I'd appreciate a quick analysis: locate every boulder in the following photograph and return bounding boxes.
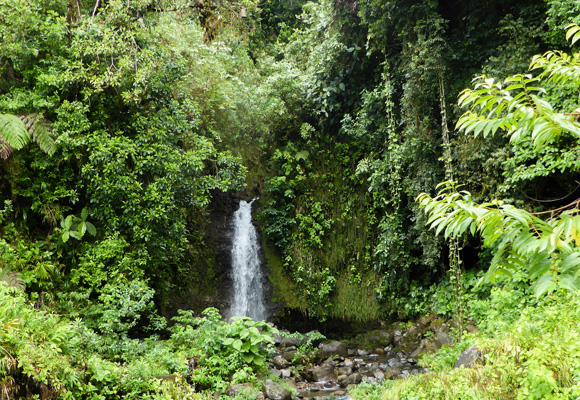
[262,379,292,400]
[280,336,302,348]
[319,341,348,359]
[373,369,385,381]
[393,333,421,354]
[226,383,253,397]
[454,345,482,369]
[338,372,362,388]
[410,338,442,358]
[272,354,291,369]
[434,325,453,346]
[311,364,336,382]
[367,330,394,346]
[281,348,297,362]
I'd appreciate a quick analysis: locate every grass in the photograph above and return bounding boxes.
[349,290,580,400]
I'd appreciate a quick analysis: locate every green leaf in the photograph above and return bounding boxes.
[232,339,243,351]
[534,273,557,298]
[559,273,580,292]
[85,222,97,236]
[79,222,87,236]
[64,215,74,230]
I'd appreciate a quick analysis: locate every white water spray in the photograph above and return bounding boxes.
[229,199,266,321]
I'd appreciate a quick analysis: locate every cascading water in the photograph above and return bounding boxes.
[229,199,266,321]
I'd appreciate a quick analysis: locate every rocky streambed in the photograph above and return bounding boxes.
[246,315,475,400]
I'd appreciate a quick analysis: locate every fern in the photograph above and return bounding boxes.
[0,113,56,159]
[21,114,56,155]
[0,114,29,159]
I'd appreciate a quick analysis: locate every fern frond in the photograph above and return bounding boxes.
[0,114,30,159]
[0,113,56,159]
[21,114,56,155]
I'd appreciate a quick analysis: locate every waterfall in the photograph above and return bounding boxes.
[229,199,266,321]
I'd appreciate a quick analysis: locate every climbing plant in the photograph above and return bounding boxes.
[418,26,580,296]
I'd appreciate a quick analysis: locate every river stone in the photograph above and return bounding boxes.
[367,330,394,346]
[337,366,352,376]
[373,369,385,381]
[226,383,253,396]
[338,372,362,387]
[410,338,441,358]
[311,364,336,382]
[434,325,453,346]
[394,334,421,354]
[282,348,297,362]
[272,354,291,369]
[262,379,292,400]
[454,345,482,369]
[387,357,402,368]
[319,341,348,359]
[280,336,302,348]
[384,369,400,380]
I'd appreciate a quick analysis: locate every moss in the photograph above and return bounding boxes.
[329,271,382,322]
[262,236,307,310]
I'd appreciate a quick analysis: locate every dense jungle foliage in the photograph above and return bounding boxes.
[2,0,580,398]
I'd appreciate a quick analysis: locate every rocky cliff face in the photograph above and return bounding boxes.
[164,191,273,320]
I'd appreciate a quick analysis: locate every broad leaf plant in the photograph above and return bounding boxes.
[418,25,580,297]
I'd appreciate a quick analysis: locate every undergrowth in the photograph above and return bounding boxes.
[349,284,580,400]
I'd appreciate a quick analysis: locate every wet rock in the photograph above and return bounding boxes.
[319,341,348,359]
[273,354,291,369]
[367,330,394,347]
[410,338,441,358]
[384,369,400,380]
[282,348,297,362]
[280,336,302,348]
[434,327,453,346]
[357,349,369,356]
[262,379,292,400]
[374,348,385,355]
[338,372,362,388]
[269,368,282,378]
[362,376,378,384]
[311,364,336,382]
[454,345,482,369]
[373,369,385,381]
[226,383,253,396]
[337,366,352,376]
[387,358,402,368]
[343,358,354,367]
[394,333,421,354]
